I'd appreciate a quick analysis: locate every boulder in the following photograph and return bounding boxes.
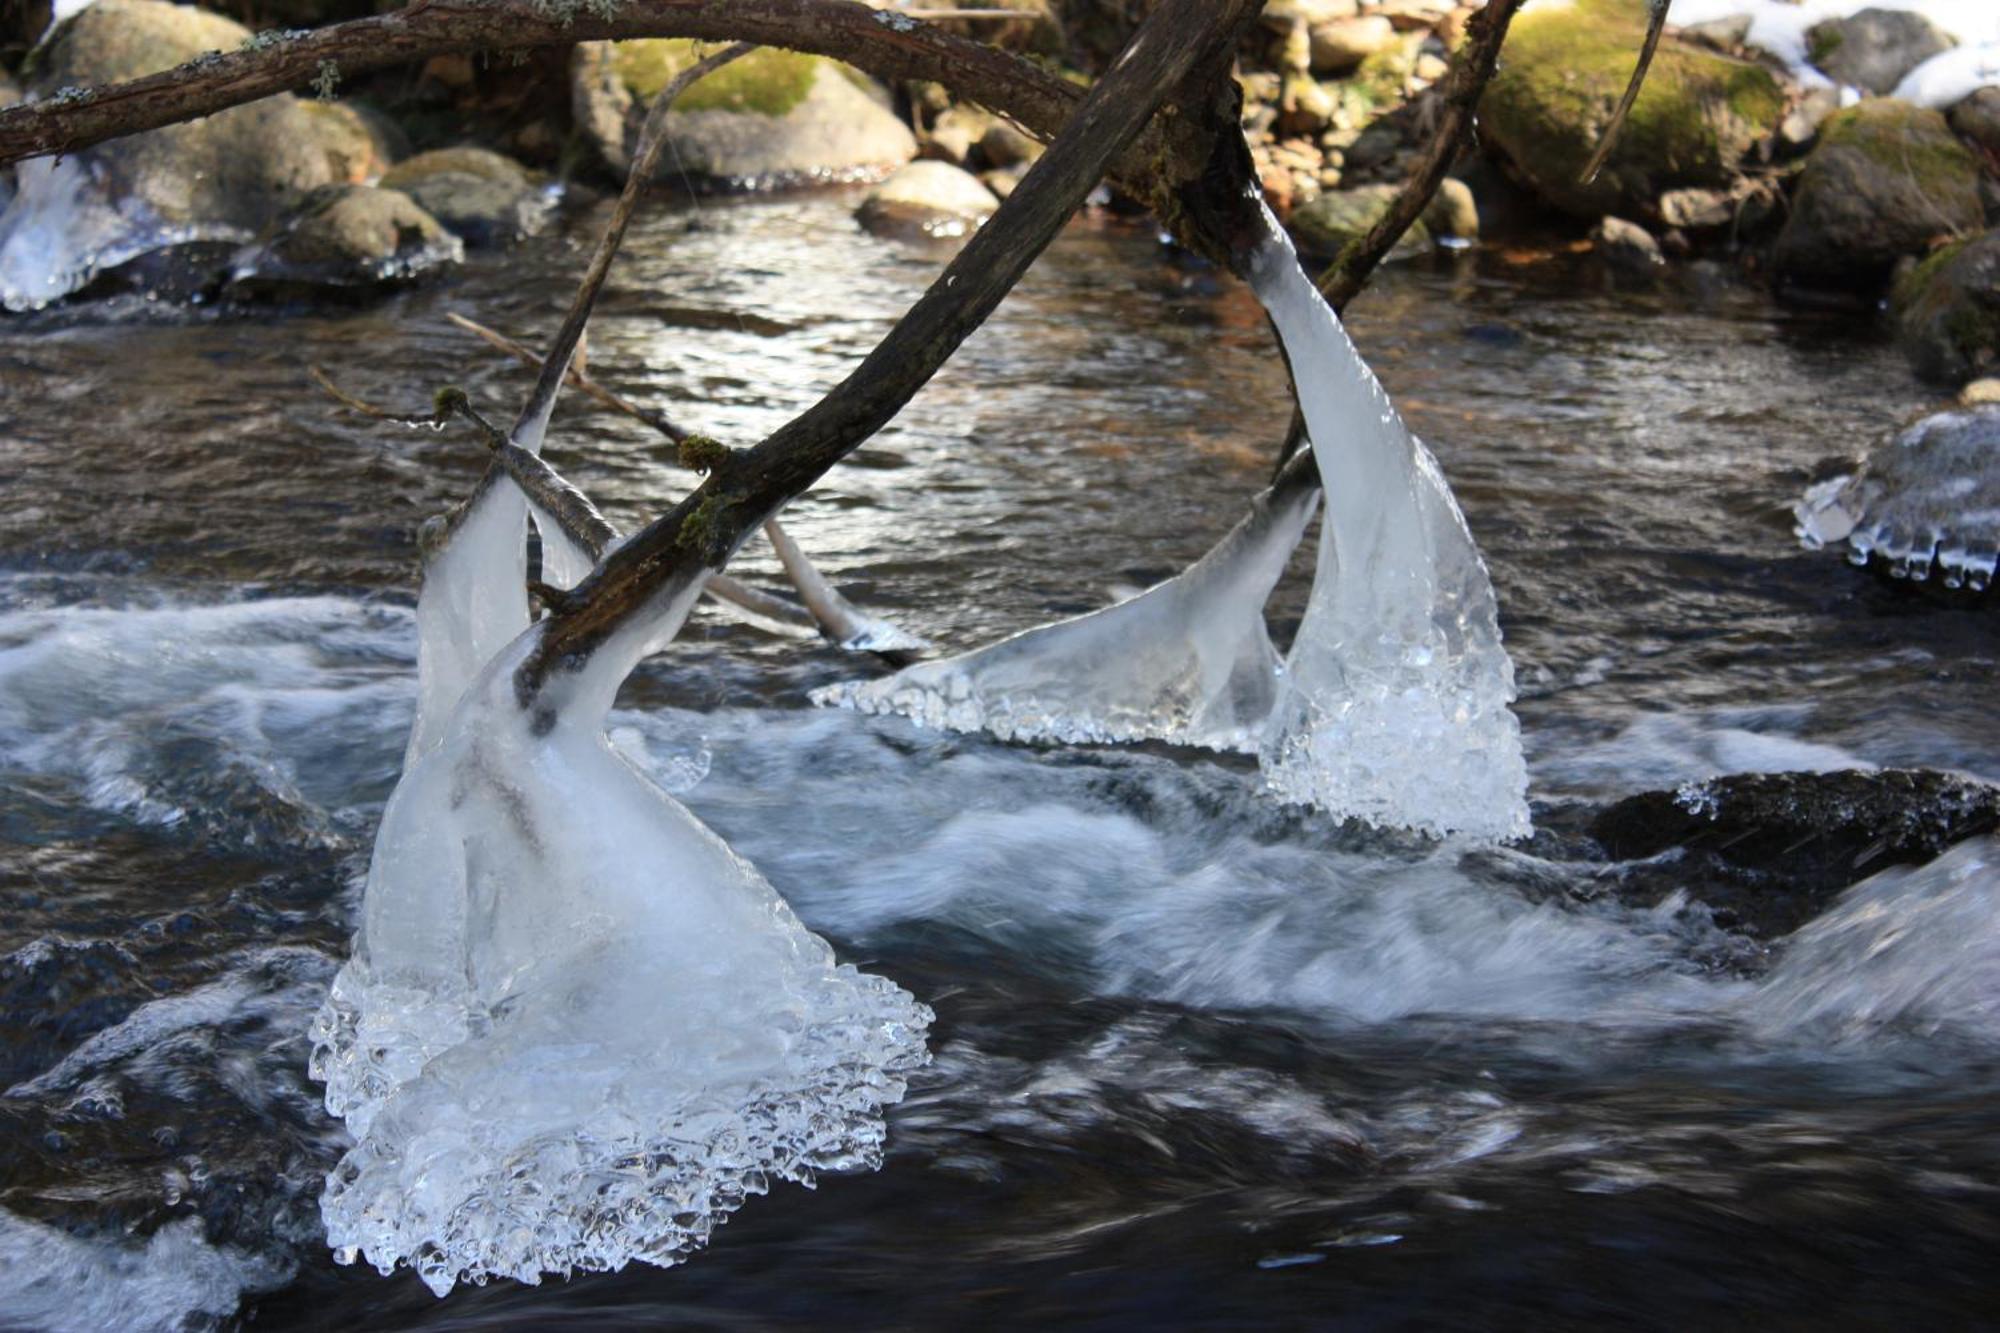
[1288,178,1476,257]
[0,0,350,310]
[230,184,461,297]
[1308,14,1397,75]
[1950,86,2000,159]
[572,40,915,188]
[1255,0,1361,34]
[856,160,998,239]
[978,119,1043,170]
[1792,403,2000,589]
[378,146,551,247]
[297,100,403,184]
[1773,99,1982,290]
[1592,215,1665,272]
[1589,769,2000,937]
[1479,0,1786,221]
[1894,230,2000,383]
[1805,7,1956,96]
[922,105,995,166]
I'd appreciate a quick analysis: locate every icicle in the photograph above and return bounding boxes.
[1247,207,1530,841]
[403,483,531,765]
[813,483,1318,752]
[534,506,598,591]
[313,549,930,1295]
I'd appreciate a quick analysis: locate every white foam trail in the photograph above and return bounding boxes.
[1753,836,2000,1041]
[813,483,1318,751]
[1247,213,1530,841]
[0,1212,290,1333]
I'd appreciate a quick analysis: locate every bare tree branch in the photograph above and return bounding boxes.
[1579,0,1670,186]
[523,0,1264,688]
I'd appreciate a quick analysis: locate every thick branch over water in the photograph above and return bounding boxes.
[523,0,1263,686]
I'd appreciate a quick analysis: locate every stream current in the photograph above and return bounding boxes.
[1,190,1997,1329]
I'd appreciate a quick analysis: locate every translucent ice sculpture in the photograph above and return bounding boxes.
[311,489,930,1294]
[1248,210,1530,841]
[1793,405,2000,590]
[813,481,1319,751]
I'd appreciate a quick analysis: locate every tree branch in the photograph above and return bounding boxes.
[523,0,1263,688]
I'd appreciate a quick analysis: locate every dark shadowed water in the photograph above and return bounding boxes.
[1,189,1997,1331]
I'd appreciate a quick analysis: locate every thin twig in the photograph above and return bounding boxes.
[1578,0,1670,185]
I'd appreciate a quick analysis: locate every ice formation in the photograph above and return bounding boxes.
[311,472,930,1294]
[1793,405,2000,590]
[1248,214,1530,841]
[813,481,1319,751]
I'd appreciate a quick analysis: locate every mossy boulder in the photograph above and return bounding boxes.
[1479,0,1787,221]
[856,160,998,240]
[1950,87,2000,160]
[0,0,353,309]
[571,40,915,187]
[378,146,550,247]
[1893,231,2000,384]
[1288,179,1476,258]
[1773,99,1982,290]
[231,184,461,297]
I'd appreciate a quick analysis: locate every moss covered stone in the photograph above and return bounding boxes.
[1774,99,1982,290]
[1479,0,1785,219]
[613,41,819,117]
[572,40,915,186]
[1893,231,2000,385]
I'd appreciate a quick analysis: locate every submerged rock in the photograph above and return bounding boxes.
[228,185,461,298]
[1773,99,1982,290]
[1805,7,1958,96]
[1479,0,1786,221]
[378,146,551,247]
[0,0,352,310]
[1792,402,2000,589]
[572,40,915,188]
[1894,230,2000,383]
[1589,769,2000,937]
[856,161,998,240]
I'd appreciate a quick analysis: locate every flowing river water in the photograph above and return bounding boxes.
[1,189,1997,1329]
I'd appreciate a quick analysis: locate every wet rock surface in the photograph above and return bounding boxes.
[377,147,550,248]
[1894,229,2000,384]
[856,160,999,240]
[229,184,461,298]
[1774,100,1983,290]
[1585,769,2000,937]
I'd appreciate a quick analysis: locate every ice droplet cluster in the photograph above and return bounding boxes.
[812,483,1319,752]
[309,480,931,1296]
[1249,217,1529,840]
[1793,405,2000,590]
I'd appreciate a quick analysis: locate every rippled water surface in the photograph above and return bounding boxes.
[2,189,1997,1330]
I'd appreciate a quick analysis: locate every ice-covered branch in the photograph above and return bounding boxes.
[523,0,1264,689]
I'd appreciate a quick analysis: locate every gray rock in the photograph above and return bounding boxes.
[1257,0,1361,33]
[921,105,994,166]
[1308,14,1397,75]
[1680,14,1754,50]
[572,40,915,188]
[1288,180,1477,257]
[231,184,461,296]
[1805,7,1956,96]
[1950,86,2000,159]
[1773,99,1982,290]
[297,100,405,184]
[856,160,999,239]
[1588,769,2000,938]
[978,120,1043,170]
[1892,230,2000,384]
[0,0,348,310]
[1658,187,1734,230]
[378,147,551,247]
[1592,215,1664,272]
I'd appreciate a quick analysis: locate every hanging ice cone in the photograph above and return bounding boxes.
[812,482,1319,751]
[1247,208,1530,841]
[310,488,930,1295]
